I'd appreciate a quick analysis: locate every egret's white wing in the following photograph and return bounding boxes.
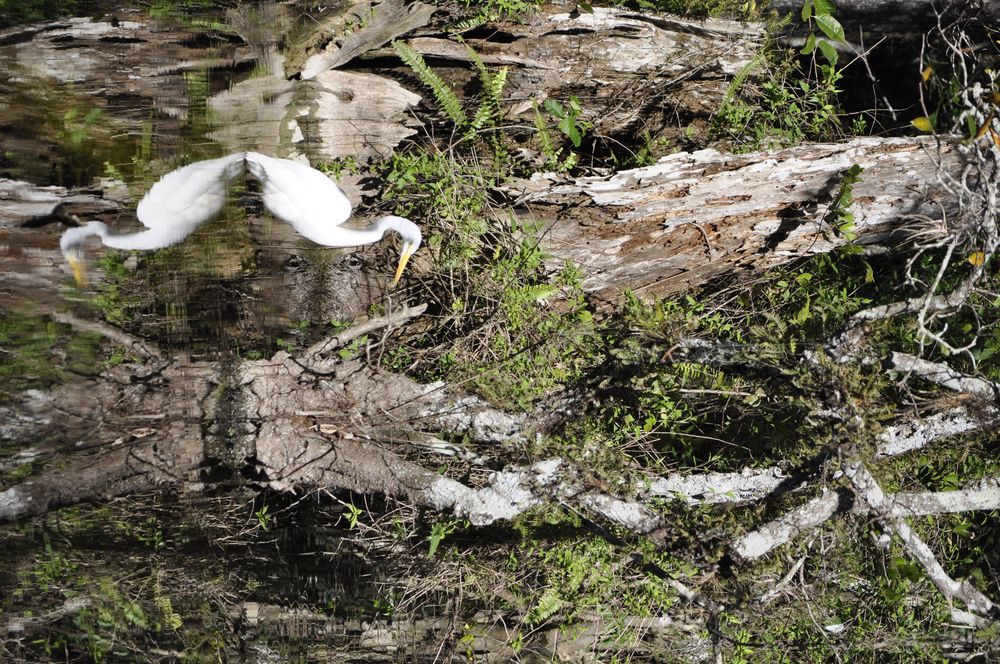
[135,153,246,231]
[245,152,352,235]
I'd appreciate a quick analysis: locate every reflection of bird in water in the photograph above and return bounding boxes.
[60,152,421,286]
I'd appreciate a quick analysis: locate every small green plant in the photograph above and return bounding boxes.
[393,40,468,129]
[532,96,592,172]
[712,1,849,150]
[824,163,864,239]
[255,504,272,531]
[450,0,543,32]
[799,0,846,66]
[341,500,363,529]
[55,106,103,185]
[392,40,509,141]
[426,518,463,557]
[318,156,359,179]
[545,96,588,148]
[337,335,368,360]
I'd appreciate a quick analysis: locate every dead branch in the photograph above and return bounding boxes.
[4,596,92,636]
[732,490,843,562]
[733,474,1000,563]
[302,303,428,361]
[890,352,1000,399]
[844,461,996,618]
[875,406,997,457]
[892,477,1000,516]
[300,0,436,78]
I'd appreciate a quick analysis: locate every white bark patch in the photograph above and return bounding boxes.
[732,490,841,561]
[0,487,29,523]
[426,459,562,525]
[645,467,795,504]
[876,407,991,457]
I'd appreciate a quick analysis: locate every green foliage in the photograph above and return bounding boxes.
[544,96,588,148]
[393,40,509,142]
[800,0,846,66]
[824,164,864,239]
[340,500,363,529]
[426,518,465,557]
[531,96,594,172]
[450,0,543,32]
[506,532,684,639]
[713,50,844,150]
[712,1,851,150]
[393,40,467,128]
[0,0,92,27]
[254,504,272,531]
[0,310,107,400]
[55,106,104,186]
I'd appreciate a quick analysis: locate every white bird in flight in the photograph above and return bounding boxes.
[59,152,421,286]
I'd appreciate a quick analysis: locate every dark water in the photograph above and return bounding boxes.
[0,0,388,356]
[0,3,436,661]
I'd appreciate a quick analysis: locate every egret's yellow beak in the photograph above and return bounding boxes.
[391,243,416,286]
[66,254,88,287]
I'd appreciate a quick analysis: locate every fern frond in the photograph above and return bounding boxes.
[471,66,507,132]
[533,100,558,166]
[462,39,490,83]
[392,40,466,127]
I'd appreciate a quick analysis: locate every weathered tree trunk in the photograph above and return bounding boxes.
[390,5,763,145]
[512,136,965,300]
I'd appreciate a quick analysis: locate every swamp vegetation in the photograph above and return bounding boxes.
[0,0,999,661]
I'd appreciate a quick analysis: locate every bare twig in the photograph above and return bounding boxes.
[302,303,427,359]
[844,461,996,618]
[890,352,1000,399]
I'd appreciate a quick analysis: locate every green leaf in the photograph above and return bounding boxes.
[812,0,835,16]
[801,0,812,21]
[910,115,935,132]
[544,99,565,118]
[965,114,978,138]
[800,32,816,55]
[815,14,845,42]
[559,115,582,147]
[817,38,839,65]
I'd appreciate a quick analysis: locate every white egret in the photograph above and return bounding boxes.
[60,153,245,285]
[59,152,422,286]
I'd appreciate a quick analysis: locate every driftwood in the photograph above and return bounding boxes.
[392,5,763,145]
[512,136,965,300]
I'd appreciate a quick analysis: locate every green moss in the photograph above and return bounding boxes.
[0,310,107,400]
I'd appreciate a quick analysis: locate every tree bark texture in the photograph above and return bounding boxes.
[512,136,966,300]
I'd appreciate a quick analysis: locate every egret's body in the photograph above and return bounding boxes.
[60,152,421,285]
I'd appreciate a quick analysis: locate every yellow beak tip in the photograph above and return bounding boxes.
[67,256,88,287]
[392,247,414,287]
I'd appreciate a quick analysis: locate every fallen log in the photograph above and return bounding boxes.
[511,136,966,300]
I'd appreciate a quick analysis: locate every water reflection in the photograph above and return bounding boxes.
[1,3,437,658]
[0,3,399,356]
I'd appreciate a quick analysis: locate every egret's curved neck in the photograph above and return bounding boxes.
[91,221,200,251]
[294,217,395,248]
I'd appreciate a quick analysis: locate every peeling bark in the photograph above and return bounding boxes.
[511,136,966,300]
[396,5,763,144]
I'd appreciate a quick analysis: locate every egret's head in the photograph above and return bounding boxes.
[59,222,103,286]
[382,216,422,286]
